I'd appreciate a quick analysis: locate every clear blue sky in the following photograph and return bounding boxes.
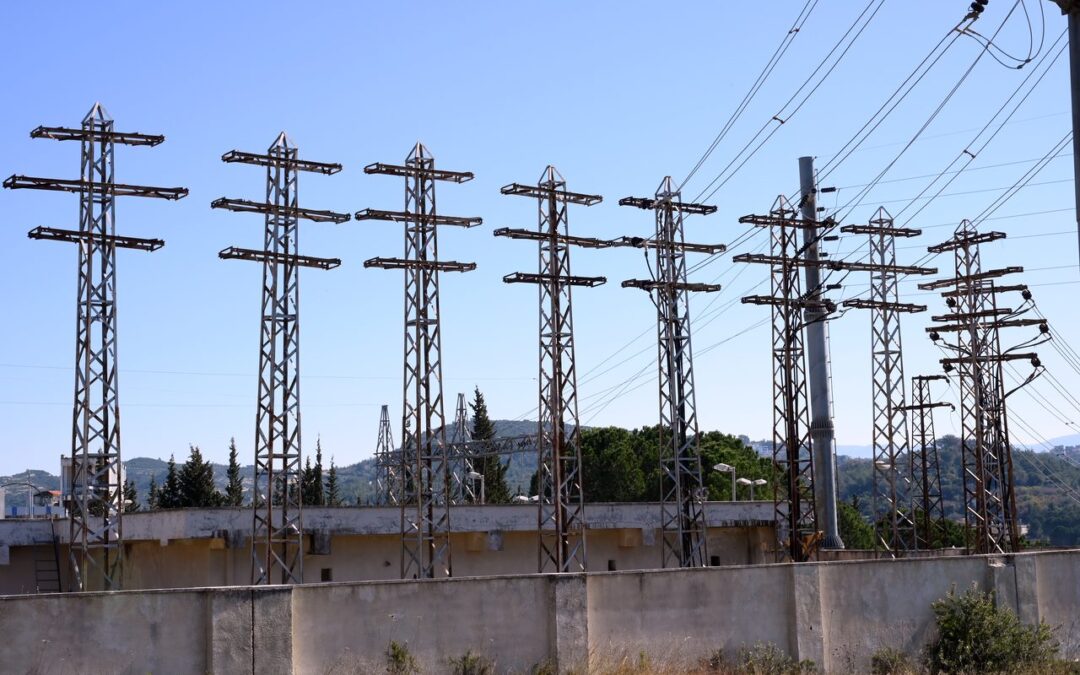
[1,1,1077,475]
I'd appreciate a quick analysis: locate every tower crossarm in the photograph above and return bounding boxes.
[493,227,610,249]
[927,230,1007,253]
[28,226,163,251]
[733,252,936,275]
[841,224,922,237]
[623,278,721,293]
[931,308,1014,322]
[940,352,1041,365]
[609,236,725,254]
[737,213,823,228]
[219,246,341,270]
[222,150,342,174]
[363,257,476,272]
[30,125,165,146]
[841,298,926,313]
[918,267,1023,290]
[212,197,351,224]
[504,271,605,287]
[364,161,474,183]
[4,175,188,200]
[741,295,836,312]
[355,208,481,228]
[501,183,602,205]
[619,195,717,215]
[927,318,1048,333]
[940,283,1028,298]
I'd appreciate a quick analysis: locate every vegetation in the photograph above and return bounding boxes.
[870,647,916,675]
[924,585,1059,674]
[448,650,495,675]
[837,497,875,549]
[122,479,139,513]
[470,387,511,503]
[386,640,419,675]
[735,643,816,675]
[224,437,244,506]
[326,457,342,506]
[177,445,224,507]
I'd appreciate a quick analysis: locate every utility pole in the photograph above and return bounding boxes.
[922,221,1049,554]
[904,375,951,549]
[496,166,605,573]
[797,157,843,549]
[374,404,398,506]
[618,177,724,569]
[1049,0,1080,265]
[839,208,937,556]
[4,104,188,591]
[213,132,350,585]
[358,143,479,580]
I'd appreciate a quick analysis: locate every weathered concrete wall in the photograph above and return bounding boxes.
[1,549,1076,674]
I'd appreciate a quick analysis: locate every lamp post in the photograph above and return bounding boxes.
[713,463,735,501]
[467,471,485,505]
[751,479,767,501]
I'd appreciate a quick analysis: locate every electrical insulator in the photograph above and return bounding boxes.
[930,331,941,341]
[1040,323,1049,334]
[1022,289,1032,300]
[943,363,954,373]
[1032,357,1042,368]
[946,297,957,307]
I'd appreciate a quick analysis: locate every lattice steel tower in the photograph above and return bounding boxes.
[358,143,480,579]
[449,392,477,504]
[905,375,950,548]
[839,208,936,555]
[496,166,606,573]
[736,197,825,562]
[375,404,399,506]
[213,132,350,584]
[922,221,1047,554]
[617,177,723,568]
[4,104,188,590]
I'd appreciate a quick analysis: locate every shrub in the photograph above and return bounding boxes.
[387,640,419,675]
[737,642,816,675]
[449,650,494,675]
[925,584,1058,674]
[870,647,916,674]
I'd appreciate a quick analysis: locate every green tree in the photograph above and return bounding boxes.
[123,478,140,512]
[224,437,244,506]
[698,431,772,501]
[312,438,326,506]
[147,474,159,510]
[326,457,342,506]
[469,387,511,503]
[838,497,875,549]
[178,445,223,507]
[580,426,646,502]
[158,454,183,509]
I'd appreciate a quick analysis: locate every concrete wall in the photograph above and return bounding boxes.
[1,549,1077,674]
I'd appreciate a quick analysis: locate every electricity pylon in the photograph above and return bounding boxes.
[904,375,951,548]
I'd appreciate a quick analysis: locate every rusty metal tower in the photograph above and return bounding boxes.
[905,375,951,548]
[736,196,825,562]
[4,104,187,590]
[374,404,399,506]
[358,143,479,579]
[839,208,936,556]
[922,221,1047,554]
[449,392,477,504]
[496,166,606,573]
[213,132,349,584]
[616,177,724,569]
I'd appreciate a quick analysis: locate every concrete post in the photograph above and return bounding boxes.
[799,156,843,549]
[548,574,589,672]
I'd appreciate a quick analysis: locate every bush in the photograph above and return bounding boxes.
[870,647,916,674]
[737,643,816,675]
[387,640,419,675]
[449,650,494,675]
[925,585,1058,674]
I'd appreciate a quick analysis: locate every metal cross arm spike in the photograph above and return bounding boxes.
[4,175,188,200]
[29,124,165,146]
[28,226,164,252]
[212,197,351,224]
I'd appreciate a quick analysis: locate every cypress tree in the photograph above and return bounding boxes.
[301,456,316,506]
[178,445,223,507]
[326,457,341,507]
[470,387,511,503]
[312,437,326,506]
[158,455,182,509]
[123,479,140,513]
[225,437,244,506]
[147,474,159,510]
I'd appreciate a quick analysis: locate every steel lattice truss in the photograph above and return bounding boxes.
[922,221,1047,554]
[737,197,823,562]
[840,208,935,555]
[359,143,479,579]
[375,405,400,506]
[497,166,604,573]
[4,104,187,590]
[214,133,349,584]
[905,375,950,548]
[448,393,477,504]
[618,177,724,568]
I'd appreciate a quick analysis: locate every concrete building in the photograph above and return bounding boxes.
[0,501,775,595]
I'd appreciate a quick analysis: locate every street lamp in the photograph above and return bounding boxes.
[467,471,485,505]
[751,478,767,501]
[712,463,735,501]
[736,477,752,501]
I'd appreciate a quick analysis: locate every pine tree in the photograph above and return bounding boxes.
[225,437,244,506]
[158,455,182,509]
[123,479,140,513]
[147,475,159,510]
[312,437,326,506]
[326,457,341,507]
[470,387,511,503]
[301,456,316,506]
[178,445,223,508]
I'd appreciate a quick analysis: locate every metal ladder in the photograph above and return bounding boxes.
[33,519,62,593]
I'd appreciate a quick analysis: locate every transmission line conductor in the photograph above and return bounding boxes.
[610,176,718,570]
[3,103,188,592]
[495,165,605,574]
[359,142,479,581]
[213,131,350,586]
[923,220,1049,555]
